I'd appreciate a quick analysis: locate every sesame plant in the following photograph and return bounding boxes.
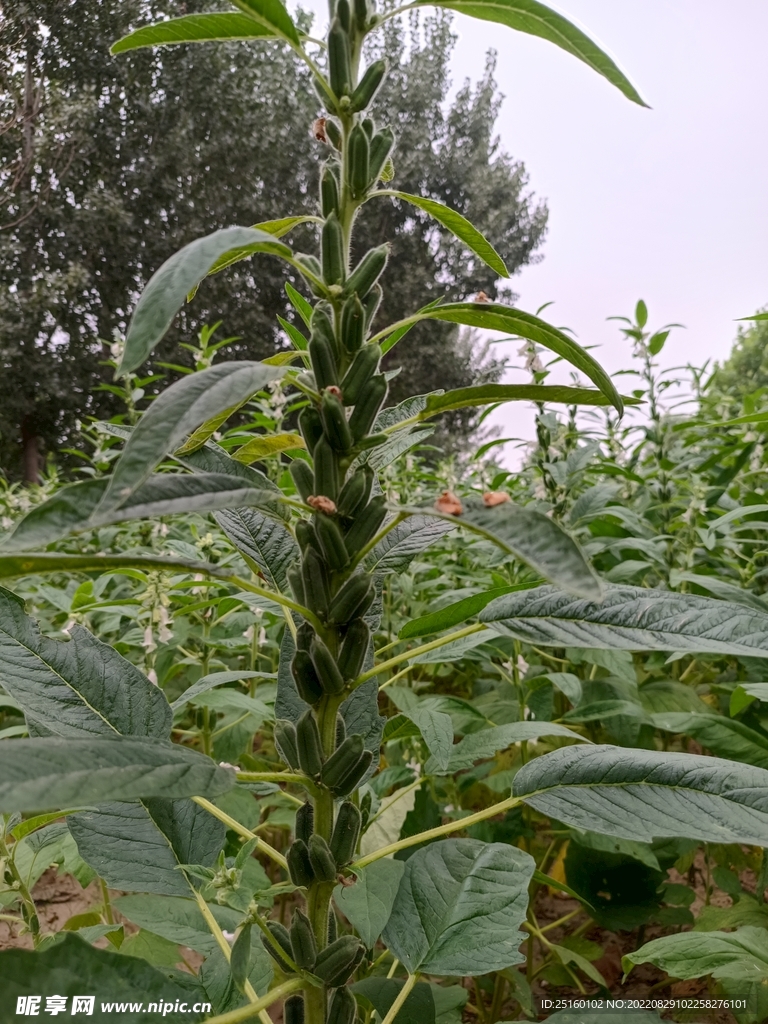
[5,3,768,1023]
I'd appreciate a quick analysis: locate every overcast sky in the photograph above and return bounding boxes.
[298,1,768,460]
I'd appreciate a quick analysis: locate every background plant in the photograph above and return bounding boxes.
[3,4,768,1024]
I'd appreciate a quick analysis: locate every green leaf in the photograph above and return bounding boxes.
[365,515,456,574]
[382,838,534,975]
[111,12,274,54]
[0,586,170,739]
[100,362,285,510]
[230,923,252,993]
[69,799,225,897]
[399,499,603,600]
[669,569,768,613]
[416,0,647,107]
[352,978,435,1024]
[739,312,768,322]
[214,508,298,592]
[0,478,108,551]
[650,712,768,770]
[569,829,661,871]
[399,585,533,639]
[379,302,624,413]
[482,584,768,656]
[334,860,406,948]
[2,473,285,549]
[427,721,588,775]
[120,228,290,373]
[622,926,768,983]
[514,744,768,846]
[175,401,248,455]
[411,628,495,664]
[420,384,638,418]
[231,0,301,45]
[115,894,242,955]
[233,432,305,463]
[405,708,454,771]
[94,474,284,530]
[731,683,768,717]
[386,191,508,277]
[0,737,233,812]
[0,551,230,579]
[171,670,272,713]
[0,934,206,1022]
[203,217,316,283]
[10,808,93,842]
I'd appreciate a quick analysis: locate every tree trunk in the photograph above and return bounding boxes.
[21,417,41,486]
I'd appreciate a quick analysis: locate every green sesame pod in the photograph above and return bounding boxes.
[327,910,338,944]
[350,60,386,114]
[321,734,365,789]
[295,253,326,296]
[342,494,387,557]
[287,567,305,606]
[296,621,316,653]
[327,986,356,1024]
[329,18,352,98]
[320,164,340,218]
[330,800,362,866]
[299,406,324,455]
[296,708,325,778]
[321,390,353,452]
[337,619,370,681]
[349,125,370,197]
[361,117,375,139]
[325,119,342,149]
[369,127,395,182]
[301,547,330,618]
[348,374,387,442]
[291,650,324,706]
[362,284,382,329]
[336,465,373,517]
[274,719,300,769]
[341,344,381,406]
[311,304,338,351]
[336,0,351,32]
[328,571,375,624]
[263,921,295,971]
[322,212,346,287]
[340,294,366,355]
[329,749,373,797]
[296,519,321,555]
[308,833,338,882]
[286,840,315,889]
[343,245,388,300]
[290,909,317,970]
[285,995,305,1024]
[315,514,350,571]
[335,712,347,748]
[313,435,339,501]
[310,636,346,696]
[290,459,315,502]
[353,0,370,30]
[360,790,372,831]
[309,334,338,390]
[313,936,366,988]
[295,800,314,844]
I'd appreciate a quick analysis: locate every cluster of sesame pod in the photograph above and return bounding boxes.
[270,8,400,1021]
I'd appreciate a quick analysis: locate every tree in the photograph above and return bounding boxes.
[0,0,547,481]
[713,316,768,404]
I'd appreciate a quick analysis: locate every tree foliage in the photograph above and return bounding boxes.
[0,0,546,480]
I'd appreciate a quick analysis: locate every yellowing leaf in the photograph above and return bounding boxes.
[232,433,305,463]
